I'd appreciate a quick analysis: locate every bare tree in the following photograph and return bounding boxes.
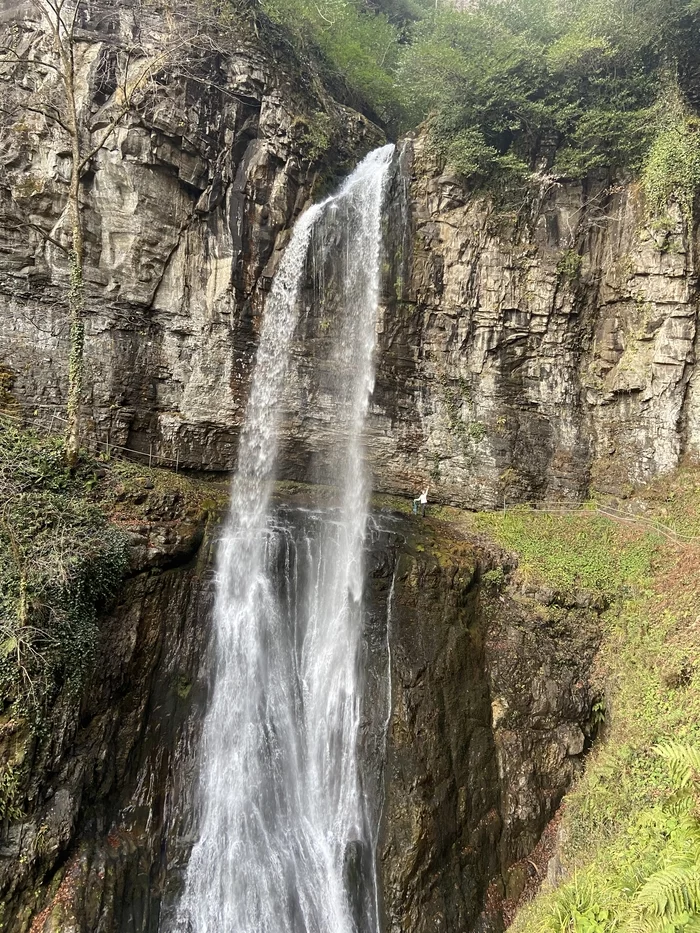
[1,0,177,465]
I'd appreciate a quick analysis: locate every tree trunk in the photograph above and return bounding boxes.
[65,236,85,468]
[64,80,85,469]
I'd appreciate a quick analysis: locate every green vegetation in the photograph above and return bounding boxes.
[0,421,226,821]
[557,250,583,282]
[399,0,700,193]
[642,87,700,223]
[260,0,407,124]
[473,508,657,599]
[0,426,129,716]
[0,424,225,721]
[249,0,700,216]
[466,477,700,933]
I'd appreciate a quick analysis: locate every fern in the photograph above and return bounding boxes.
[654,743,700,792]
[636,861,700,918]
[627,745,700,933]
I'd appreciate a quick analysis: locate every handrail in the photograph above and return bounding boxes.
[0,407,183,470]
[2,408,698,545]
[495,500,699,547]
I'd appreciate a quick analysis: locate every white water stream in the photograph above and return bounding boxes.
[173,144,395,933]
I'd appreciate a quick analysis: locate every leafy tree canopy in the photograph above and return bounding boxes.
[256,0,700,202]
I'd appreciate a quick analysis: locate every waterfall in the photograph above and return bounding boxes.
[173,143,395,933]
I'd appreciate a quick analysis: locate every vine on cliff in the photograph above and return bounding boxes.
[642,86,700,223]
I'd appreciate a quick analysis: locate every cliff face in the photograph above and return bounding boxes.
[0,0,381,469]
[378,529,600,933]
[0,3,678,931]
[3,4,699,507]
[373,138,700,508]
[2,5,700,508]
[0,499,598,933]
[0,511,214,933]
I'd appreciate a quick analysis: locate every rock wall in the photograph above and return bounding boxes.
[373,138,700,507]
[2,5,700,508]
[2,6,699,511]
[0,503,599,933]
[0,3,642,929]
[0,514,215,933]
[0,0,381,470]
[378,523,600,933]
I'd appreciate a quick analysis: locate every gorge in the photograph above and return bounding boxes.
[0,1,699,932]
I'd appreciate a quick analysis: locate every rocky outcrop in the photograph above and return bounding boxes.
[0,512,214,933]
[378,522,601,933]
[0,0,381,470]
[0,502,599,933]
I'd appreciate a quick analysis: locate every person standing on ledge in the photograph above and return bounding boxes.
[413,486,430,517]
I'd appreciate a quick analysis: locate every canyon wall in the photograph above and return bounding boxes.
[0,4,663,931]
[2,2,699,507]
[0,499,599,933]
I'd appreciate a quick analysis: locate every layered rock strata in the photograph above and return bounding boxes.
[2,6,699,508]
[373,140,700,507]
[0,0,381,472]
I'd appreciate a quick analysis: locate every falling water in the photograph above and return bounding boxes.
[173,144,395,933]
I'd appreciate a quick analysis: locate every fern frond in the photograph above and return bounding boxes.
[654,743,700,790]
[636,860,700,919]
[625,916,657,933]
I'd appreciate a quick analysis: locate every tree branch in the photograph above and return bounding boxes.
[77,106,129,172]
[23,103,72,135]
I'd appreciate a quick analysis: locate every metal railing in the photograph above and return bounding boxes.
[2,407,697,546]
[0,406,183,471]
[497,499,699,547]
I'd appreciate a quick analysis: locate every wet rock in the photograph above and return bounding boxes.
[0,509,601,933]
[377,520,601,933]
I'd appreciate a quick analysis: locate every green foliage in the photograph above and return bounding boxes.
[501,477,700,933]
[0,763,22,822]
[473,509,656,598]
[482,566,506,590]
[469,421,487,442]
[532,745,700,933]
[296,110,334,160]
[0,425,129,716]
[542,874,616,933]
[655,742,700,790]
[396,0,700,189]
[642,88,700,222]
[261,0,402,123]
[255,0,700,200]
[557,250,583,282]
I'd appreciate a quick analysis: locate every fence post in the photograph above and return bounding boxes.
[175,449,179,473]
[149,442,153,468]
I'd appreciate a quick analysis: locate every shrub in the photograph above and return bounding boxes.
[0,426,129,716]
[396,0,700,192]
[642,86,700,222]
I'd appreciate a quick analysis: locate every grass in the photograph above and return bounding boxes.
[462,480,700,933]
[472,509,658,599]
